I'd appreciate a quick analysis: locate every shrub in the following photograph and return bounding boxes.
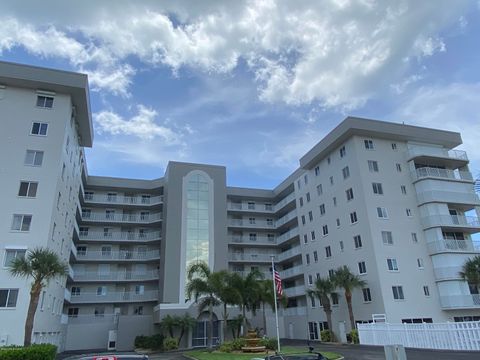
[350,329,359,344]
[219,341,233,353]
[320,330,332,342]
[134,335,149,349]
[134,333,165,350]
[0,344,57,360]
[163,337,178,351]
[231,337,247,350]
[259,337,277,350]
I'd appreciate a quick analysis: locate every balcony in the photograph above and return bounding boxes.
[228,253,276,262]
[68,265,75,280]
[64,288,71,302]
[440,294,480,309]
[76,250,160,262]
[227,203,274,213]
[78,231,162,243]
[284,285,305,298]
[277,246,302,262]
[81,212,162,224]
[279,265,304,279]
[412,167,473,182]
[70,290,158,304]
[407,148,468,165]
[228,219,275,229]
[276,210,298,228]
[421,215,480,232]
[427,238,480,255]
[274,192,296,212]
[433,266,463,281]
[283,306,307,316]
[276,228,300,245]
[72,270,159,282]
[229,235,276,246]
[83,193,163,206]
[231,270,271,279]
[416,191,480,207]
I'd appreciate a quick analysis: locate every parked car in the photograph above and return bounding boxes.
[79,355,148,360]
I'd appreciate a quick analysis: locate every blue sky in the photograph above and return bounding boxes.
[1,0,479,189]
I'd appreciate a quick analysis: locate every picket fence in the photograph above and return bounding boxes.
[357,321,480,351]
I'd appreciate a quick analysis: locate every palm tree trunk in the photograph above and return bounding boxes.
[325,308,334,341]
[223,303,228,342]
[208,303,213,348]
[262,302,267,336]
[345,291,355,330]
[242,305,247,336]
[24,282,42,346]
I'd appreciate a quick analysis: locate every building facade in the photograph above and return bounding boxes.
[1,61,479,351]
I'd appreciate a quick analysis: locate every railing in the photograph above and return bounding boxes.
[229,235,276,245]
[274,192,296,212]
[73,270,159,282]
[66,314,117,324]
[283,307,307,316]
[228,253,276,262]
[407,148,468,161]
[421,214,480,229]
[433,266,463,281]
[81,212,162,223]
[64,288,71,302]
[231,270,271,279]
[427,238,480,254]
[76,250,160,261]
[227,203,274,212]
[277,246,302,262]
[228,219,275,228]
[84,194,163,205]
[440,294,480,309]
[68,265,75,279]
[60,314,69,325]
[412,167,473,181]
[79,231,161,242]
[283,285,305,297]
[276,227,300,245]
[416,191,480,206]
[69,290,158,303]
[276,210,297,227]
[279,265,303,279]
[70,243,77,258]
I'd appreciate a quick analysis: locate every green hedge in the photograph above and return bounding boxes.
[134,334,165,350]
[320,330,332,342]
[0,344,57,360]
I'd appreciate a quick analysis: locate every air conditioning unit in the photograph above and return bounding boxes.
[0,334,8,346]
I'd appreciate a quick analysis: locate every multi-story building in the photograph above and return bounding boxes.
[1,61,479,352]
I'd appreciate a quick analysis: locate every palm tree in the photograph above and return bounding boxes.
[160,314,180,338]
[9,248,68,346]
[332,265,366,330]
[459,255,480,293]
[186,261,220,348]
[307,277,335,339]
[178,313,196,344]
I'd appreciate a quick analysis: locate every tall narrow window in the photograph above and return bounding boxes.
[358,261,367,274]
[350,211,358,224]
[339,146,346,158]
[362,288,372,302]
[342,166,350,179]
[368,160,379,172]
[387,258,398,271]
[372,183,383,195]
[392,286,404,300]
[382,231,393,245]
[354,235,362,249]
[377,207,388,219]
[364,140,374,149]
[346,188,354,201]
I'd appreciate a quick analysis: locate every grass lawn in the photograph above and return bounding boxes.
[186,346,342,360]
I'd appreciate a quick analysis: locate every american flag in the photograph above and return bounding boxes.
[274,269,283,297]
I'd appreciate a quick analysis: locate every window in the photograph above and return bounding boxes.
[391,143,397,150]
[31,122,48,136]
[306,254,310,265]
[266,218,274,226]
[329,176,334,185]
[417,258,424,269]
[382,231,393,245]
[304,174,308,184]
[297,180,301,189]
[24,150,44,166]
[57,192,61,209]
[247,201,255,210]
[325,246,332,258]
[331,293,339,305]
[84,191,94,200]
[350,211,358,224]
[317,184,323,195]
[315,166,320,176]
[0,289,18,308]
[406,208,412,217]
[36,95,54,108]
[346,188,354,201]
[301,215,306,225]
[76,246,86,256]
[364,140,374,149]
[396,163,402,172]
[339,240,344,252]
[372,183,383,195]
[265,203,273,211]
[308,211,313,222]
[423,286,430,297]
[308,275,313,285]
[101,246,112,257]
[362,288,372,302]
[392,286,404,300]
[358,261,367,274]
[411,233,418,243]
[306,192,311,202]
[68,307,79,317]
[313,251,318,262]
[328,269,335,279]
[303,234,308,244]
[134,306,144,315]
[107,192,117,202]
[333,197,337,206]
[354,235,362,249]
[18,181,38,197]
[311,231,316,241]
[319,204,325,216]
[368,160,379,172]
[340,146,346,158]
[249,233,257,241]
[40,291,46,310]
[387,258,398,271]
[11,214,32,231]
[299,197,304,207]
[322,225,328,236]
[249,217,256,224]
[342,166,350,179]
[94,307,105,317]
[4,249,26,267]
[96,286,107,296]
[336,218,340,227]
[377,207,388,219]
[401,185,407,195]
[327,157,331,164]
[310,295,316,309]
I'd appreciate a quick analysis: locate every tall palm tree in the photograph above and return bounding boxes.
[459,255,480,292]
[186,261,220,348]
[332,266,366,330]
[9,248,68,346]
[307,277,335,339]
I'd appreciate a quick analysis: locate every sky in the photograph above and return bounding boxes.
[1,0,479,189]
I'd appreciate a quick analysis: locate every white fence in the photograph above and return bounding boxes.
[358,321,480,351]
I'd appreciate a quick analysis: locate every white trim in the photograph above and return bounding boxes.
[36,89,56,96]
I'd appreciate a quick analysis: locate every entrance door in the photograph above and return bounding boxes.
[288,323,294,339]
[192,320,219,347]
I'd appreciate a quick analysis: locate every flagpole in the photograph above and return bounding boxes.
[271,256,281,353]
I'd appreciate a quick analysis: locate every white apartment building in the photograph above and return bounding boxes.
[0,61,479,352]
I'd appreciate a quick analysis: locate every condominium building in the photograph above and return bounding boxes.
[0,61,479,352]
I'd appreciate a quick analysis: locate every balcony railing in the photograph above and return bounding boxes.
[227,203,274,213]
[276,210,297,227]
[421,214,480,230]
[76,250,160,261]
[277,246,302,262]
[229,235,276,245]
[433,266,463,281]
[440,294,480,309]
[407,148,468,161]
[79,231,161,242]
[412,167,473,182]
[283,285,305,298]
[283,306,307,316]
[228,253,276,262]
[279,265,304,279]
[64,288,71,302]
[276,227,300,245]
[427,238,480,255]
[231,270,271,279]
[416,191,480,206]
[69,290,158,304]
[228,219,275,229]
[84,194,163,206]
[72,270,159,282]
[81,212,162,223]
[274,193,296,212]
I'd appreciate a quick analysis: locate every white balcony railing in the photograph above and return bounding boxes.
[76,250,160,261]
[283,285,305,298]
[416,191,480,206]
[279,265,304,279]
[427,239,480,254]
[433,266,463,281]
[64,288,71,302]
[421,215,480,229]
[276,228,300,245]
[412,167,473,181]
[407,148,468,161]
[277,246,302,262]
[70,290,158,303]
[283,306,307,316]
[231,270,271,279]
[229,235,276,245]
[227,203,274,213]
[228,253,276,262]
[79,231,161,242]
[274,193,296,212]
[440,294,480,309]
[228,219,276,229]
[81,212,162,223]
[73,270,159,282]
[276,210,297,227]
[84,194,163,206]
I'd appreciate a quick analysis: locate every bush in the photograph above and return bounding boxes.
[231,337,247,350]
[258,337,277,350]
[0,344,57,360]
[219,341,234,353]
[163,337,178,351]
[134,333,165,350]
[320,330,332,342]
[350,329,359,344]
[134,335,149,349]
